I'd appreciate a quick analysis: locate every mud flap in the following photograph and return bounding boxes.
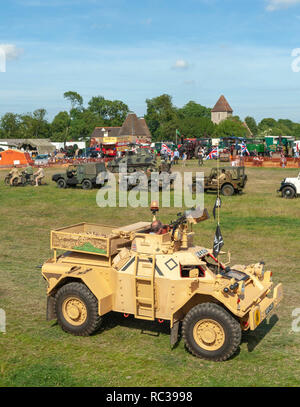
[46,296,56,321]
[170,321,180,348]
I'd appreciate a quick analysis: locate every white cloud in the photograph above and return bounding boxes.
[0,44,23,60]
[266,0,300,11]
[172,59,189,70]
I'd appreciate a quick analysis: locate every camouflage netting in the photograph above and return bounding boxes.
[52,232,111,254]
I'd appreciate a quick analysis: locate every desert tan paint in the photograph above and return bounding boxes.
[42,217,283,331]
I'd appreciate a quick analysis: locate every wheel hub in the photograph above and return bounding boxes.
[193,319,225,351]
[62,297,87,326]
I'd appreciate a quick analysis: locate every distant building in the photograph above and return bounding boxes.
[211,95,233,125]
[90,113,152,146]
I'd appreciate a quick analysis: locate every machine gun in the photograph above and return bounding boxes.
[170,212,188,238]
[170,207,210,239]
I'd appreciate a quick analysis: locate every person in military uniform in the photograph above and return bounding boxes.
[9,166,20,186]
[24,165,33,182]
[34,166,45,186]
[212,169,227,184]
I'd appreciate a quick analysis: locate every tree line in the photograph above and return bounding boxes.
[1,91,300,143]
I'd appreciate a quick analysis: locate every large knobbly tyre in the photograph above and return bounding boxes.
[221,183,235,196]
[57,178,67,188]
[182,303,241,361]
[282,186,295,199]
[82,179,93,190]
[55,282,102,336]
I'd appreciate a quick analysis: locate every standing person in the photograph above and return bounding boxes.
[281,153,287,168]
[34,166,45,187]
[173,149,179,164]
[182,151,187,167]
[9,165,20,186]
[197,148,203,166]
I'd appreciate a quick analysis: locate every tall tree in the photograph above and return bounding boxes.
[145,94,178,139]
[88,96,129,125]
[178,101,211,119]
[216,118,248,139]
[0,113,22,138]
[244,116,258,135]
[64,91,83,109]
[51,111,71,143]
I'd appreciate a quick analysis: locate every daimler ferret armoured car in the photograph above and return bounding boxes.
[277,172,300,199]
[41,206,282,361]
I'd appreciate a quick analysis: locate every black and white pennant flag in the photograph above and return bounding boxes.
[213,197,222,220]
[213,225,224,257]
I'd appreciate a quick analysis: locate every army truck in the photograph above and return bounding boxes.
[107,148,157,174]
[277,172,300,198]
[52,163,108,190]
[41,206,282,361]
[192,166,247,196]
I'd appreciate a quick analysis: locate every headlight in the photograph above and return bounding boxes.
[237,282,245,295]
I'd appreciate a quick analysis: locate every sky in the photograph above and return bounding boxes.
[1,0,300,123]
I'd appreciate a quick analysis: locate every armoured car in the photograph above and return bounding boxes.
[41,206,282,361]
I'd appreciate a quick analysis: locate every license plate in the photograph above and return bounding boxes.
[265,302,274,316]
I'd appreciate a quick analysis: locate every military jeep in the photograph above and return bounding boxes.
[193,166,247,196]
[52,163,108,190]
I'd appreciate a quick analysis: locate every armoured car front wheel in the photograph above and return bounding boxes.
[282,186,295,199]
[182,303,241,361]
[55,282,102,336]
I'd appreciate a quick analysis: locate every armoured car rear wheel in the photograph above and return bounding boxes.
[82,179,92,189]
[55,282,102,336]
[57,178,66,188]
[282,186,295,199]
[182,303,241,361]
[221,184,234,196]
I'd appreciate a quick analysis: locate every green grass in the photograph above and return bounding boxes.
[0,161,300,387]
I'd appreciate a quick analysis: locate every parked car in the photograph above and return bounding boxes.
[34,154,49,165]
[277,172,300,198]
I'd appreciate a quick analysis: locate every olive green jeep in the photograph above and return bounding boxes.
[192,166,248,196]
[52,163,108,190]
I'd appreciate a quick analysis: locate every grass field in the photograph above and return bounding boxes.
[0,161,300,387]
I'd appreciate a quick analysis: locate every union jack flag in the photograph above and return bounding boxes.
[206,147,219,160]
[241,142,250,156]
[162,143,172,154]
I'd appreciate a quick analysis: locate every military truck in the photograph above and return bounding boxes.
[107,148,157,173]
[52,163,108,189]
[192,166,247,196]
[41,206,282,361]
[277,172,300,198]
